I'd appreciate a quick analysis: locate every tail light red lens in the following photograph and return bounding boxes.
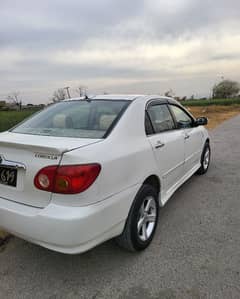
[34,164,101,194]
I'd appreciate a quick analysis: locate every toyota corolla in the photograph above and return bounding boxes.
[0,95,210,254]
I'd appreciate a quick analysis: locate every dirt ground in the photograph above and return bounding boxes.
[187,105,240,129]
[1,105,240,243]
[0,230,9,245]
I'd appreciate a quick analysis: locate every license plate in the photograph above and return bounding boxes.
[0,166,17,187]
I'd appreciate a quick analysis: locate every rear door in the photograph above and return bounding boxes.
[169,104,202,174]
[146,101,185,193]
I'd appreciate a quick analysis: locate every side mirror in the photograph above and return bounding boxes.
[195,117,208,126]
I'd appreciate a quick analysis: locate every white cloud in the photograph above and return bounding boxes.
[145,0,193,14]
[0,0,240,103]
[54,26,240,75]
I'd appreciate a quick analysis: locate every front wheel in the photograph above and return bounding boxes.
[196,142,211,175]
[115,184,159,252]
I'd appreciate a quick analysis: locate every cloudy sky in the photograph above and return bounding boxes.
[0,0,240,103]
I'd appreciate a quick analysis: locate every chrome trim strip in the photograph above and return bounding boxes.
[0,155,26,170]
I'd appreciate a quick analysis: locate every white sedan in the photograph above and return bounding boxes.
[0,95,210,254]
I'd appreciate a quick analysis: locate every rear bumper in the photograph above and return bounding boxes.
[0,184,140,254]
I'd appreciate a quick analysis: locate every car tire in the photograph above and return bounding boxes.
[196,142,211,175]
[115,184,159,252]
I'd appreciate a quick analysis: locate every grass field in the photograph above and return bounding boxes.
[0,110,37,132]
[182,98,240,107]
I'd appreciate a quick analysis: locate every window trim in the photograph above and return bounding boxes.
[145,98,168,110]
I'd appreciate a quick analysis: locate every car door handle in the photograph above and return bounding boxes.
[184,134,190,140]
[155,141,165,149]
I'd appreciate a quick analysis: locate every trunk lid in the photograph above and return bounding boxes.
[0,132,101,208]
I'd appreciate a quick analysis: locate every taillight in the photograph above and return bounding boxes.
[34,164,101,194]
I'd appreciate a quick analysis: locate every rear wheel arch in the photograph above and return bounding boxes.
[124,175,161,224]
[142,175,161,195]
[116,175,161,246]
[116,183,159,251]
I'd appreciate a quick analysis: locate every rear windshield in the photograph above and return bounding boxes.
[12,100,130,139]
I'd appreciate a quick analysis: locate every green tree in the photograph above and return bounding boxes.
[212,80,239,99]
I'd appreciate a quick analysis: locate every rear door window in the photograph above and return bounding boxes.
[146,104,175,134]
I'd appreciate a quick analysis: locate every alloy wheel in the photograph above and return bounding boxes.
[137,196,157,242]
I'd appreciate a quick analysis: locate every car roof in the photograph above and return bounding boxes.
[66,94,178,104]
[65,94,143,101]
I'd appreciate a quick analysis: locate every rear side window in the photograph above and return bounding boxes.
[12,100,130,139]
[147,104,175,133]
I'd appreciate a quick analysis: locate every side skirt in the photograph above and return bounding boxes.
[159,163,201,207]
